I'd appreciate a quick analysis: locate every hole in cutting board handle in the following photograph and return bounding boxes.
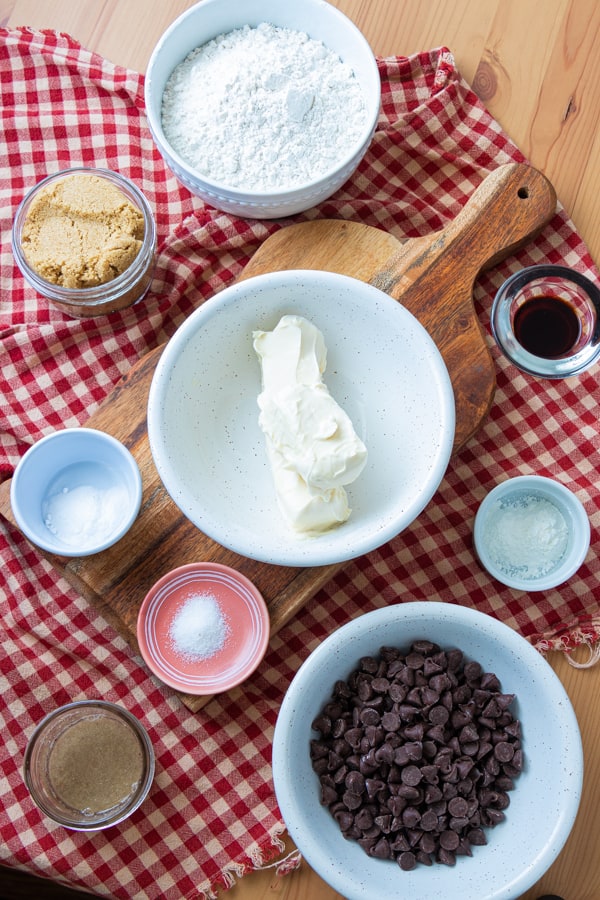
[517,185,530,199]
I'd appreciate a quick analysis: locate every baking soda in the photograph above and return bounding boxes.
[169,593,229,661]
[44,483,129,549]
[161,22,366,191]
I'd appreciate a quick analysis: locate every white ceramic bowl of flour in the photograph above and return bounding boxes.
[473,475,590,590]
[144,0,381,218]
[10,427,143,557]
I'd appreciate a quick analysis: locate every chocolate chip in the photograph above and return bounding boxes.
[494,741,515,762]
[381,711,401,732]
[429,705,450,725]
[360,707,380,726]
[448,796,469,817]
[401,765,423,786]
[398,850,417,870]
[310,642,523,870]
[345,770,365,793]
[371,836,392,859]
[342,790,363,810]
[420,809,438,831]
[437,847,457,866]
[468,827,487,845]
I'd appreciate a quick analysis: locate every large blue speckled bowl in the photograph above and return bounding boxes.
[273,602,582,900]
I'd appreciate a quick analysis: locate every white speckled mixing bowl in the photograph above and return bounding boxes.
[144,0,381,218]
[273,602,583,900]
[147,270,455,567]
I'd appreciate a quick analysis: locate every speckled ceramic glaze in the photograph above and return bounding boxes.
[147,270,455,566]
[272,602,583,900]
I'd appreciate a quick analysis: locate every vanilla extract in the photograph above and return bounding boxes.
[513,295,580,358]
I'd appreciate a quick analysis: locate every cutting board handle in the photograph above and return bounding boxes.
[239,163,557,451]
[452,162,557,273]
[373,163,557,448]
[373,163,557,302]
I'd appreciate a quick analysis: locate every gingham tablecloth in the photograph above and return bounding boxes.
[0,28,599,900]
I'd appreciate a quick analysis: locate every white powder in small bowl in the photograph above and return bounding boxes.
[483,493,569,580]
[44,482,130,549]
[168,593,229,662]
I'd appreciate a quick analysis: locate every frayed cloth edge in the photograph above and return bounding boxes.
[534,619,600,666]
[198,827,302,899]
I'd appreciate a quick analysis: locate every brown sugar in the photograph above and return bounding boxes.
[21,173,145,289]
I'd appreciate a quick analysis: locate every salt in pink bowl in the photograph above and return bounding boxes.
[136,562,270,694]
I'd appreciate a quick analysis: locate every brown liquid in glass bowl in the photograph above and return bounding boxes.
[47,716,145,815]
[513,295,581,358]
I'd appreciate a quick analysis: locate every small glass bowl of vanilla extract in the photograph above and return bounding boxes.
[491,264,600,378]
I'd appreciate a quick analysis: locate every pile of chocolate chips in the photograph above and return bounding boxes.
[309,640,523,870]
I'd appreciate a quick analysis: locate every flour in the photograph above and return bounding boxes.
[161,23,367,191]
[483,493,569,580]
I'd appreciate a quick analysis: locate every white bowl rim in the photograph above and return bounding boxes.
[144,0,381,200]
[10,427,143,557]
[147,269,456,566]
[473,474,590,590]
[272,601,583,900]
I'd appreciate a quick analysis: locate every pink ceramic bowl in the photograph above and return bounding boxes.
[137,562,270,694]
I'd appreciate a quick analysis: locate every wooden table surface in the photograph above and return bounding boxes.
[2,2,600,899]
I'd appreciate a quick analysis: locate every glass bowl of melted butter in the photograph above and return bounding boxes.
[23,700,155,830]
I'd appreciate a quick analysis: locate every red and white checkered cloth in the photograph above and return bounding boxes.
[0,28,599,900]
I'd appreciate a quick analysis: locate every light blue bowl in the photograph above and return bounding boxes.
[273,602,583,900]
[10,428,142,557]
[473,475,590,590]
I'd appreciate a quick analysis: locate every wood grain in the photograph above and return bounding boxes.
[0,344,342,713]
[2,1,600,899]
[0,163,556,714]
[242,165,557,450]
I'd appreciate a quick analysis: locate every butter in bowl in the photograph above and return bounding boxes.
[146,269,456,568]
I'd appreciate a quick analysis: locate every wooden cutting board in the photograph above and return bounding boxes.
[0,163,556,712]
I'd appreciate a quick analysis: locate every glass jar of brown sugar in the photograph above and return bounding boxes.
[12,167,157,318]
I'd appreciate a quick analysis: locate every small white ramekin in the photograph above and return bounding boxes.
[473,475,590,590]
[10,427,142,557]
